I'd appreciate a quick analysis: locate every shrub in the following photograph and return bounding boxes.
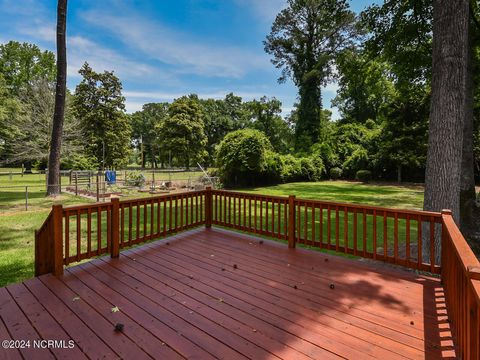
[356,169,372,183]
[125,171,146,187]
[330,167,342,180]
[216,129,272,186]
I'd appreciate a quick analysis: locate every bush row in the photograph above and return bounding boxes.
[215,129,373,187]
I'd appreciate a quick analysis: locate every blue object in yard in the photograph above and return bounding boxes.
[105,170,116,185]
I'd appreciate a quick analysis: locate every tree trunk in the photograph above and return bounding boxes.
[397,165,402,183]
[47,0,67,196]
[460,19,479,246]
[423,0,469,262]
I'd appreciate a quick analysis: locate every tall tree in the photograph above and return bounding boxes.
[73,63,131,168]
[130,103,168,168]
[157,96,207,169]
[0,41,56,96]
[264,0,356,151]
[47,0,67,196]
[460,5,480,247]
[423,0,470,258]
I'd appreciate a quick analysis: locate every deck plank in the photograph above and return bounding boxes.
[0,228,455,359]
[125,237,421,359]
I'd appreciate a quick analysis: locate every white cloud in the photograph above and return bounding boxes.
[67,36,157,80]
[80,11,270,78]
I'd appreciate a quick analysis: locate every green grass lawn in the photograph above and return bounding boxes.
[239,181,424,209]
[0,179,425,287]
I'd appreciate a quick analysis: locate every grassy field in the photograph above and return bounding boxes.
[0,177,425,287]
[240,181,424,209]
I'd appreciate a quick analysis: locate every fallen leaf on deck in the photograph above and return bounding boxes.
[111,306,120,313]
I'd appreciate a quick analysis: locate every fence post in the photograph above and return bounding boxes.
[288,195,296,248]
[110,198,120,258]
[205,186,212,228]
[52,204,64,276]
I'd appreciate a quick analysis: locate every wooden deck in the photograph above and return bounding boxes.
[1,228,455,359]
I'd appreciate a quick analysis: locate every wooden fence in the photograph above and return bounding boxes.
[35,188,479,359]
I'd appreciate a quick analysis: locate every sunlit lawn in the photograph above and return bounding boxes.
[0,179,425,287]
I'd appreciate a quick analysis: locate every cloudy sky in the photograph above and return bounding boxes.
[0,0,380,118]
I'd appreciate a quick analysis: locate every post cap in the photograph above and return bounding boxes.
[441,209,452,215]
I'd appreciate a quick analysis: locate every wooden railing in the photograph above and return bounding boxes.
[34,188,480,358]
[212,190,442,273]
[441,210,480,359]
[35,191,206,275]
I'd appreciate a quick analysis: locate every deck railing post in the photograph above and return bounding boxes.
[288,195,296,248]
[52,204,64,276]
[205,186,212,228]
[111,198,120,258]
[440,209,452,269]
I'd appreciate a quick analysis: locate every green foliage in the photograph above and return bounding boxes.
[199,93,249,164]
[60,153,98,170]
[361,0,432,91]
[245,96,293,153]
[216,129,272,186]
[329,167,342,180]
[355,170,372,183]
[333,49,397,123]
[130,102,169,167]
[0,41,56,96]
[73,62,131,168]
[157,96,208,168]
[125,171,146,187]
[264,0,357,151]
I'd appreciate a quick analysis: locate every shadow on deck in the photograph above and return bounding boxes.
[0,228,456,359]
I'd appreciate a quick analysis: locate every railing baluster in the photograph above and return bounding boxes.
[319,204,323,245]
[353,208,357,256]
[406,215,411,263]
[65,211,70,262]
[304,202,307,244]
[260,198,263,232]
[76,209,81,261]
[136,203,140,241]
[373,210,377,259]
[335,205,339,252]
[362,209,367,257]
[327,205,331,250]
[97,207,101,255]
[394,212,398,263]
[265,198,269,233]
[150,198,154,237]
[254,197,257,232]
[156,198,160,235]
[311,204,315,244]
[143,200,147,240]
[128,203,132,243]
[344,206,348,253]
[383,210,387,259]
[87,208,92,256]
[417,215,422,267]
[297,201,301,242]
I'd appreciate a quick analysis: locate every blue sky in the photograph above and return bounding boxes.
[0,0,380,118]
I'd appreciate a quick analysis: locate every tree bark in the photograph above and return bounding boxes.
[47,0,67,196]
[423,0,469,261]
[460,18,480,249]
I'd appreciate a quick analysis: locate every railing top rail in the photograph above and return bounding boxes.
[119,190,205,206]
[442,212,480,274]
[62,202,112,212]
[212,189,441,219]
[211,189,289,201]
